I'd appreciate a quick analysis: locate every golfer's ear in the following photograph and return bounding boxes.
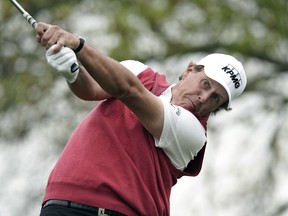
[187,62,194,72]
[180,63,195,80]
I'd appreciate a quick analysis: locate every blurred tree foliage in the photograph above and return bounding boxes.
[0,0,287,139]
[0,0,288,215]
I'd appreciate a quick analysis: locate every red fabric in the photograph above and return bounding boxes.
[43,67,208,216]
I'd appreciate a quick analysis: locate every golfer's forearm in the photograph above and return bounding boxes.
[76,44,143,99]
[68,66,109,101]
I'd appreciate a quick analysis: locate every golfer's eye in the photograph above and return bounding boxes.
[202,79,211,90]
[212,93,220,102]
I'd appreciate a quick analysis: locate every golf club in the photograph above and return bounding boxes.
[9,0,37,29]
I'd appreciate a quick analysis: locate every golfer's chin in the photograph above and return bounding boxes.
[180,104,210,117]
[190,108,210,118]
[182,105,200,116]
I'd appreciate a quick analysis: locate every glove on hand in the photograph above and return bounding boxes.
[46,45,79,83]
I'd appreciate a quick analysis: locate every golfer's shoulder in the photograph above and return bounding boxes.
[120,60,148,76]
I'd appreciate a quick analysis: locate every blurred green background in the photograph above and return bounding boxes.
[0,0,287,215]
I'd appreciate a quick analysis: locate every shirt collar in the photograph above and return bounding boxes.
[159,84,175,102]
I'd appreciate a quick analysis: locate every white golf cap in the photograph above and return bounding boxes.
[197,53,247,108]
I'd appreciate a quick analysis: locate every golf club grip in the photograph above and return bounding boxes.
[22,11,37,28]
[10,0,37,29]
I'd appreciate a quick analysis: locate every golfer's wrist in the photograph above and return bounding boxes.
[73,36,85,53]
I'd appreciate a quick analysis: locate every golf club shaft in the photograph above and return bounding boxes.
[10,0,37,29]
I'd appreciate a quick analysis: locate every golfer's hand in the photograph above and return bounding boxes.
[46,45,79,84]
[36,22,80,52]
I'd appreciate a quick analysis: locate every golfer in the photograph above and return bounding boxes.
[36,22,247,216]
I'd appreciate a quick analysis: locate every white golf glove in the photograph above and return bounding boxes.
[46,45,79,83]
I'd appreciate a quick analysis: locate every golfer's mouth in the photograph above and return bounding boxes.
[185,96,200,113]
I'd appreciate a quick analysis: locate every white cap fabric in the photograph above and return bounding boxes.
[197,53,247,108]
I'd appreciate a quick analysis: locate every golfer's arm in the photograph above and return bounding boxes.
[68,65,111,101]
[76,44,164,139]
[77,45,139,98]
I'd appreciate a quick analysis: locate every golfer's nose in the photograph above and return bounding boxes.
[198,91,211,103]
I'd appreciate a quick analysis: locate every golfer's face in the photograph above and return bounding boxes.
[171,68,228,116]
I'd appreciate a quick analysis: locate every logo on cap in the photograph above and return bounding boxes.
[222,64,243,89]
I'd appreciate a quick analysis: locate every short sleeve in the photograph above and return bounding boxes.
[155,99,207,170]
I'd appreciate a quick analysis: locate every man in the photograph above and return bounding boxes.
[36,22,247,216]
